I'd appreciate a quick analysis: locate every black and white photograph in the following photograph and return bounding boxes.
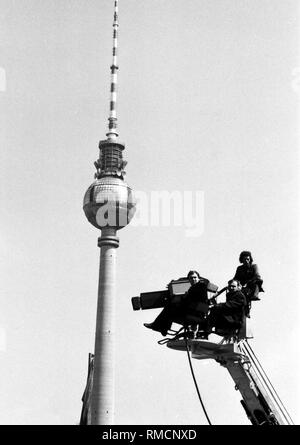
[0,0,299,426]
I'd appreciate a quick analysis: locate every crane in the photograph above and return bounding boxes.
[132,276,294,425]
[167,335,293,425]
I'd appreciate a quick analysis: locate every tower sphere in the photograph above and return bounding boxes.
[83,176,136,230]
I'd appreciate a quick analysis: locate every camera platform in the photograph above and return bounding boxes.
[167,338,246,361]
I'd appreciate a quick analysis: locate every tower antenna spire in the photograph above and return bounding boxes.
[107,0,119,140]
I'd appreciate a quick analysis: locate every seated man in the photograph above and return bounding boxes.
[234,250,264,302]
[207,279,247,335]
[143,270,210,336]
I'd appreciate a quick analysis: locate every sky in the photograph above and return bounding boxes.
[0,0,299,425]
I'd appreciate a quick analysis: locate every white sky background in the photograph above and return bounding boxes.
[0,0,299,425]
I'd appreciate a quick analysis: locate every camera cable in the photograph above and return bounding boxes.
[184,328,212,425]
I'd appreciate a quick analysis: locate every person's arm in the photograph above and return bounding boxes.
[209,286,227,305]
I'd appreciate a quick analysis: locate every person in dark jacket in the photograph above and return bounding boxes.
[234,251,264,302]
[143,270,209,336]
[207,279,247,333]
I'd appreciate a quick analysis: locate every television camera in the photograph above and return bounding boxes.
[131,277,219,323]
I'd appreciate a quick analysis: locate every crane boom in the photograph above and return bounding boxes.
[232,340,294,425]
[167,338,294,425]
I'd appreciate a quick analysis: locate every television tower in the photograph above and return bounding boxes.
[83,0,135,425]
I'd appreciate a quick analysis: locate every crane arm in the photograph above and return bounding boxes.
[218,340,293,425]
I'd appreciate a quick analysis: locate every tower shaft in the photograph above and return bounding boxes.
[91,229,119,424]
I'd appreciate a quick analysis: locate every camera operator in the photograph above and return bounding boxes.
[233,250,264,317]
[143,270,210,337]
[206,279,247,334]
